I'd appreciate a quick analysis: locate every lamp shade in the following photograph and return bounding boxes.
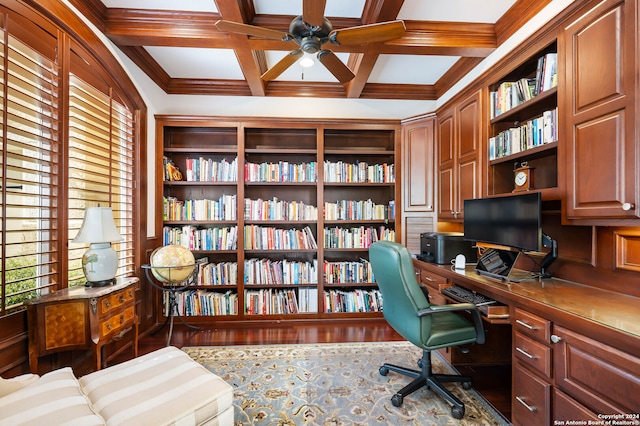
[73,207,123,244]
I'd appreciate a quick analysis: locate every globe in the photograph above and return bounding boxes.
[150,245,196,283]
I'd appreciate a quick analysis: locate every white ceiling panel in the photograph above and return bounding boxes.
[253,0,366,18]
[101,0,218,12]
[369,55,460,85]
[145,46,244,79]
[398,0,518,22]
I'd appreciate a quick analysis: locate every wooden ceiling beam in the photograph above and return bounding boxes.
[214,0,266,96]
[344,0,405,98]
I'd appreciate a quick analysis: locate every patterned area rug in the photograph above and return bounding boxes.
[182,342,510,425]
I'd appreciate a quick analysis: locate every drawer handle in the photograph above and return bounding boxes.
[424,276,435,282]
[515,319,536,330]
[119,295,125,303]
[551,334,562,344]
[105,301,111,308]
[515,396,537,412]
[516,347,536,359]
[106,323,112,330]
[120,315,125,324]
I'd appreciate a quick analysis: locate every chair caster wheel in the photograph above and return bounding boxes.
[451,407,464,420]
[379,366,389,376]
[391,393,403,407]
[451,406,464,419]
[462,381,472,390]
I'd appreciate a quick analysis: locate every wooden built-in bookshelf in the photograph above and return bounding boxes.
[155,117,400,324]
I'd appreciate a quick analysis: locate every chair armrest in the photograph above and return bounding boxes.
[417,304,486,345]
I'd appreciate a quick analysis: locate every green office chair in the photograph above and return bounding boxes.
[369,240,485,419]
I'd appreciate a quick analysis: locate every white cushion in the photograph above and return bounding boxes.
[0,367,104,426]
[79,346,233,426]
[0,373,39,398]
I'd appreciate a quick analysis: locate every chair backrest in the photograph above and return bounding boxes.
[369,240,432,345]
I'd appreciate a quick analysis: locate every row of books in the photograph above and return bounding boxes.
[163,287,384,316]
[245,287,319,314]
[489,107,558,160]
[162,290,238,316]
[490,52,557,118]
[194,261,238,286]
[243,225,317,250]
[244,161,317,183]
[323,225,395,249]
[244,257,318,285]
[163,195,237,221]
[324,199,395,221]
[163,225,238,251]
[244,197,318,221]
[323,259,374,284]
[323,161,395,183]
[323,289,383,313]
[184,157,238,182]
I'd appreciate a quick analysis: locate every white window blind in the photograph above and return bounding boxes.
[67,74,135,287]
[0,30,59,313]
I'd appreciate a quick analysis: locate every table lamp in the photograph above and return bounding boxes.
[73,206,123,287]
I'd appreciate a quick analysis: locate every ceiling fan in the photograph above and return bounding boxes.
[215,0,405,83]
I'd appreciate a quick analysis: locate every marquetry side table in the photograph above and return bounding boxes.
[26,276,139,374]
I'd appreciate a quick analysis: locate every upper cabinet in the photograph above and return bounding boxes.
[438,89,483,220]
[560,0,639,223]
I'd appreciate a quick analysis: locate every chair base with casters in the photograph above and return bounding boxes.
[379,348,471,419]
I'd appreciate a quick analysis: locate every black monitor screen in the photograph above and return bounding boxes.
[463,192,542,252]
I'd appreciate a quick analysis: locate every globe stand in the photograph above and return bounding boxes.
[142,264,201,347]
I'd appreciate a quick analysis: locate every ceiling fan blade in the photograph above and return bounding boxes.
[262,50,303,81]
[303,0,326,27]
[329,20,406,45]
[317,50,355,83]
[215,20,287,40]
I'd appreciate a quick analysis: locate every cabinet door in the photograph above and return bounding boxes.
[562,0,639,221]
[437,110,456,220]
[456,90,482,218]
[552,325,640,415]
[402,117,435,212]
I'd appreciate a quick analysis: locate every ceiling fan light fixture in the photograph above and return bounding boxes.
[300,37,321,54]
[299,56,315,68]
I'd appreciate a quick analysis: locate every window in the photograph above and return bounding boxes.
[0,10,136,315]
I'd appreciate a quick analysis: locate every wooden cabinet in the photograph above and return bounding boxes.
[512,309,640,424]
[157,117,400,324]
[26,278,138,373]
[552,325,640,418]
[401,115,437,253]
[561,0,639,222]
[437,89,482,220]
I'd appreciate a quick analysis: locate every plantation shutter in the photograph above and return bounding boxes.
[67,44,135,286]
[0,19,59,313]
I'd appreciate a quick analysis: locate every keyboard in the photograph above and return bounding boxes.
[441,285,498,316]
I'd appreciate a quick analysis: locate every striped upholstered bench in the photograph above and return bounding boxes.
[0,346,233,425]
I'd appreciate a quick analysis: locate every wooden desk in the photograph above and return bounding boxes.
[26,277,139,373]
[413,259,640,425]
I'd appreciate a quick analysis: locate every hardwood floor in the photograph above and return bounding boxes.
[113,321,511,421]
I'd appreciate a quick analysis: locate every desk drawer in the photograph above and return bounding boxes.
[514,332,552,379]
[100,305,135,338]
[418,269,448,286]
[514,308,550,343]
[513,362,551,426]
[100,287,135,316]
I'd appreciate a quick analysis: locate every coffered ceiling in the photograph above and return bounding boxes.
[69,0,551,101]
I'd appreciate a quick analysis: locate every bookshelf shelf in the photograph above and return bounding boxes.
[157,117,399,323]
